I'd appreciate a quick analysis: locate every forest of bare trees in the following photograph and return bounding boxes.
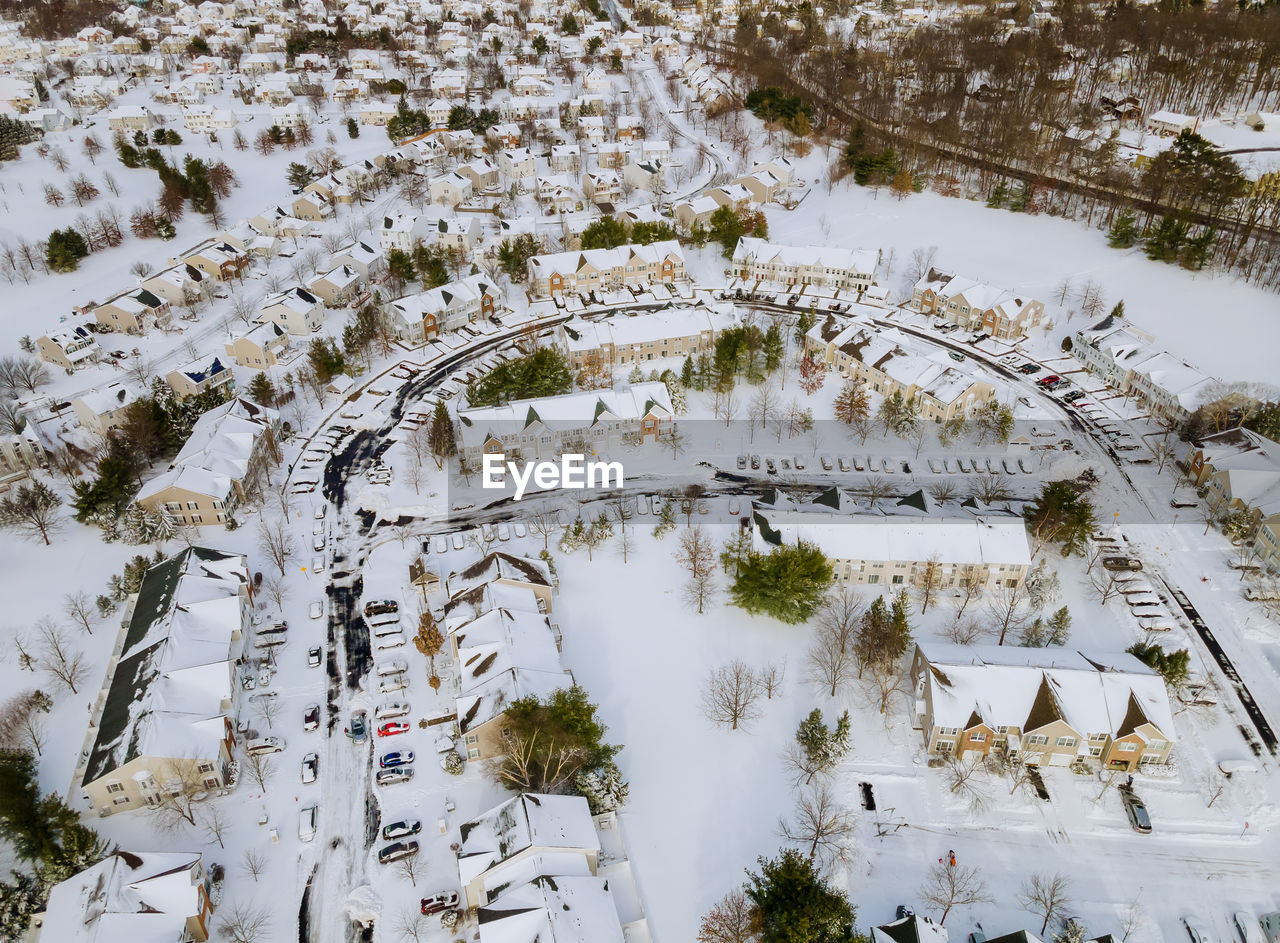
[709,2,1280,289]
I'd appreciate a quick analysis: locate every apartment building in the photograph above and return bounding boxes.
[911,268,1045,339]
[732,237,880,293]
[526,241,686,297]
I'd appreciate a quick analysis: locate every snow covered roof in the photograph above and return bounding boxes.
[477,875,624,943]
[458,793,600,888]
[452,607,563,694]
[444,580,544,628]
[456,382,674,449]
[391,273,496,320]
[39,851,206,943]
[752,509,1030,568]
[917,642,1176,740]
[559,304,737,352]
[84,549,248,785]
[873,914,950,943]
[733,236,879,276]
[77,381,141,417]
[812,320,983,404]
[137,398,279,504]
[527,240,685,279]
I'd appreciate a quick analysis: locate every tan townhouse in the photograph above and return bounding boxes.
[165,354,236,400]
[559,303,737,371]
[910,643,1176,771]
[525,241,686,297]
[94,288,172,334]
[224,320,289,369]
[911,268,1044,340]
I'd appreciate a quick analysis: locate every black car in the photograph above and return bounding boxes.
[1018,363,1042,374]
[377,840,419,864]
[382,819,422,840]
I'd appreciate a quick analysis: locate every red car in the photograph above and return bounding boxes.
[378,721,410,737]
[1036,375,1061,387]
[420,891,459,915]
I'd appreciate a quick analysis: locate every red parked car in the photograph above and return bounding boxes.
[378,721,410,737]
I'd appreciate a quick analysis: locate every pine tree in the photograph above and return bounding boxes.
[679,355,695,388]
[627,365,644,384]
[794,709,852,783]
[1107,212,1141,248]
[427,401,457,470]
[346,117,360,139]
[986,181,1009,208]
[746,849,857,943]
[247,372,277,406]
[763,323,784,372]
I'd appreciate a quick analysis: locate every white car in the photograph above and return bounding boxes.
[299,805,317,842]
[313,532,326,552]
[309,600,325,620]
[375,701,411,721]
[247,737,285,756]
[301,752,318,785]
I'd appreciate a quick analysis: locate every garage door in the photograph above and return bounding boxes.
[1048,752,1072,767]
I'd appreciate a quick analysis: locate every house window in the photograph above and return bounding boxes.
[190,514,202,523]
[1147,739,1167,750]
[106,782,124,794]
[1088,746,1103,757]
[186,501,199,510]
[937,727,959,737]
[112,796,131,806]
[1026,734,1049,746]
[934,741,954,754]
[465,735,478,745]
[199,762,215,773]
[1117,742,1138,752]
[467,748,480,759]
[995,726,1008,735]
[867,575,879,584]
[1055,737,1077,748]
[968,731,987,742]
[1139,753,1161,765]
[204,777,220,789]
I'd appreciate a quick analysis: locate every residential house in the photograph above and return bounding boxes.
[477,877,624,943]
[106,105,157,131]
[29,852,214,942]
[165,355,235,400]
[674,195,722,231]
[380,211,435,252]
[429,217,483,252]
[559,303,737,371]
[224,320,289,369]
[73,383,141,436]
[308,265,364,307]
[457,382,674,462]
[36,325,99,371]
[430,171,474,208]
[1146,109,1195,136]
[457,157,501,190]
[183,241,249,281]
[258,286,324,335]
[136,398,281,525]
[550,144,582,174]
[94,288,172,334]
[751,500,1031,589]
[0,429,48,480]
[733,237,880,292]
[910,268,1044,339]
[387,273,500,345]
[910,643,1177,770]
[330,241,385,280]
[142,264,208,307]
[445,551,556,613]
[361,101,397,125]
[526,241,686,296]
[500,146,538,181]
[872,915,949,943]
[78,548,251,814]
[806,316,995,422]
[457,793,600,909]
[582,169,623,206]
[622,158,666,193]
[291,191,332,221]
[733,169,783,203]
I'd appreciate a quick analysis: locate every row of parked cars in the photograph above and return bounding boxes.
[736,453,1034,476]
[1185,912,1280,943]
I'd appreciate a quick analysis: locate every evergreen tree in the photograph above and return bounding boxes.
[346,117,360,139]
[246,372,277,406]
[746,849,857,943]
[1107,212,1141,248]
[427,401,457,469]
[729,542,832,624]
[763,323,784,372]
[679,355,695,388]
[986,181,1009,208]
[285,161,315,188]
[708,205,745,258]
[45,228,89,272]
[793,709,852,784]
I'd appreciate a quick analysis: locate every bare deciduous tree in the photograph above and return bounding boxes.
[808,588,863,698]
[1020,873,1073,935]
[37,619,87,694]
[244,752,276,792]
[986,580,1033,645]
[64,590,97,635]
[261,573,291,612]
[696,889,755,943]
[397,852,423,886]
[0,689,52,755]
[919,860,992,925]
[395,907,430,943]
[760,659,785,699]
[778,781,857,872]
[241,848,268,882]
[218,902,272,943]
[256,516,296,575]
[916,555,944,614]
[947,755,991,813]
[200,803,231,848]
[943,616,984,645]
[952,564,987,620]
[702,660,763,731]
[677,525,717,614]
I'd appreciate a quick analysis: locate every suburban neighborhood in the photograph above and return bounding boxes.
[0,0,1278,942]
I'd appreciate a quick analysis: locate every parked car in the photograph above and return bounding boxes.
[247,737,284,756]
[365,600,399,617]
[1018,363,1042,374]
[1182,918,1209,943]
[379,750,414,768]
[375,767,414,787]
[375,701,411,721]
[313,532,326,552]
[1036,374,1061,387]
[298,805,317,843]
[1102,556,1143,572]
[348,710,368,742]
[307,646,322,668]
[309,600,324,620]
[1170,498,1197,509]
[736,455,747,470]
[303,704,320,731]
[750,454,761,470]
[728,497,740,516]
[794,455,805,470]
[1119,786,1151,833]
[301,752,318,785]
[948,350,966,361]
[420,891,460,916]
[766,458,777,475]
[378,721,411,737]
[377,841,419,864]
[820,455,833,471]
[382,819,422,840]
[1234,913,1266,943]
[377,658,408,677]
[838,457,850,472]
